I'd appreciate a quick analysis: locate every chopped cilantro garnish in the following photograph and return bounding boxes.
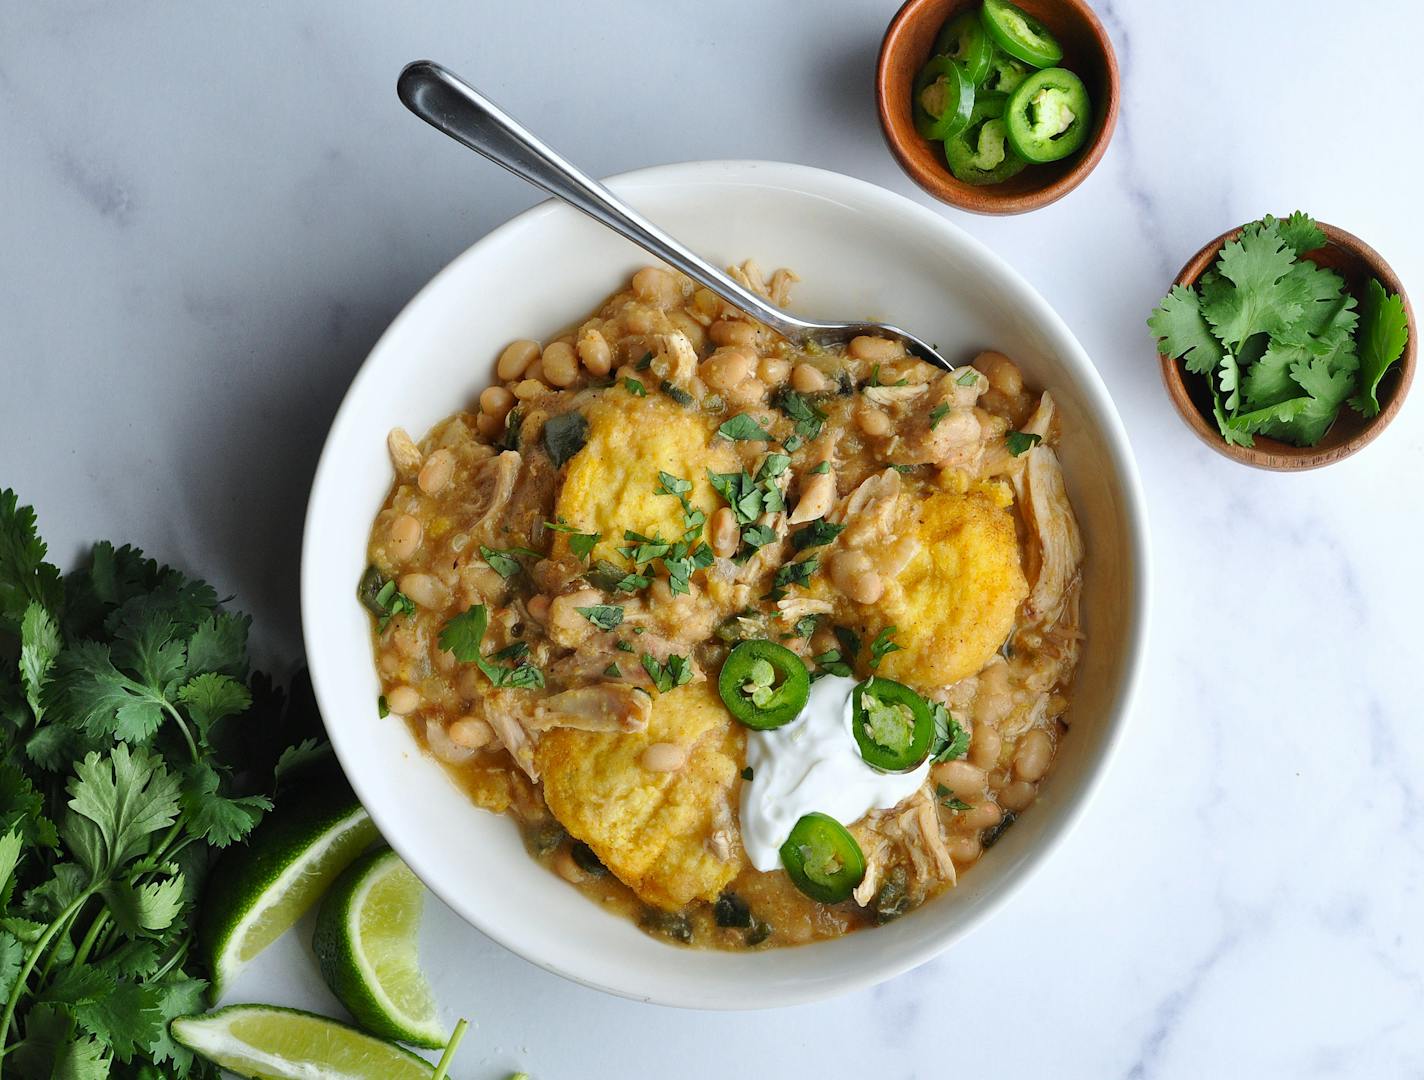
[716,413,773,442]
[929,702,970,763]
[623,376,647,397]
[576,604,624,631]
[929,402,951,429]
[1005,431,1042,456]
[641,653,693,693]
[791,519,845,552]
[868,626,904,669]
[439,605,545,689]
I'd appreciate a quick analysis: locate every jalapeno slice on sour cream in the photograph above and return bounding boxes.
[779,812,867,904]
[718,639,811,730]
[851,676,935,772]
[979,0,1064,69]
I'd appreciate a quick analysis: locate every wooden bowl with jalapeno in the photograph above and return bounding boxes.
[877,0,1119,214]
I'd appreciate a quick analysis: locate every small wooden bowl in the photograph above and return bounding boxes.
[876,0,1119,215]
[1159,221,1415,471]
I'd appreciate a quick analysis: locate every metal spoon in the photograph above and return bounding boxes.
[396,60,952,371]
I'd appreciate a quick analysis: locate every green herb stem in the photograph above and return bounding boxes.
[0,889,94,1073]
[432,1018,470,1080]
[161,700,200,761]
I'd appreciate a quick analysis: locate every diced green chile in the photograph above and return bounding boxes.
[357,565,387,617]
[946,117,1028,186]
[851,677,935,772]
[982,48,1031,93]
[714,892,752,928]
[913,57,976,141]
[542,411,588,466]
[980,0,1063,68]
[872,865,912,925]
[780,812,866,904]
[570,841,607,877]
[933,10,994,84]
[744,915,772,946]
[1004,67,1091,163]
[718,640,810,730]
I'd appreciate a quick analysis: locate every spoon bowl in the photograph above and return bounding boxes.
[397,60,956,371]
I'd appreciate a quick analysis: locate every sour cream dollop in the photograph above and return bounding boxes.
[739,674,930,872]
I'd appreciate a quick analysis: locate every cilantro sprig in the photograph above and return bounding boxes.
[1150,211,1409,447]
[0,489,324,1075]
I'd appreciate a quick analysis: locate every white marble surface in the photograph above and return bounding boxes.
[3,0,1423,1076]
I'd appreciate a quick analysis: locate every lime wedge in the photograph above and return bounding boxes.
[314,847,446,1048]
[170,1004,436,1079]
[199,782,379,999]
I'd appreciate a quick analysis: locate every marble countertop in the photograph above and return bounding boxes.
[4,0,1422,1076]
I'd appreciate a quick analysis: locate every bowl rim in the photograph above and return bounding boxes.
[300,159,1151,1008]
[1157,219,1416,471]
[876,0,1121,215]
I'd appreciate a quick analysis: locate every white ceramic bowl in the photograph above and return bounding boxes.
[302,160,1149,1010]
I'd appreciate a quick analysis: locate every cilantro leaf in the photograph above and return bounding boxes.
[1352,277,1409,417]
[439,605,544,689]
[772,388,827,443]
[1148,284,1226,376]
[1273,210,1325,256]
[868,627,904,669]
[544,520,600,561]
[929,402,951,429]
[19,603,61,722]
[438,606,489,663]
[623,376,646,397]
[929,703,970,763]
[0,490,65,636]
[790,520,845,552]
[640,653,693,693]
[1273,348,1357,445]
[63,744,181,881]
[479,546,524,579]
[716,413,773,442]
[1199,220,1302,348]
[937,784,973,812]
[1242,339,1307,408]
[769,557,818,598]
[586,560,650,594]
[576,605,624,631]
[179,761,271,848]
[49,641,168,744]
[1005,431,1042,456]
[101,874,186,936]
[175,672,251,736]
[1218,352,1242,413]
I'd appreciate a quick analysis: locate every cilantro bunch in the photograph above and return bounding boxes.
[0,489,322,1077]
[1149,212,1409,447]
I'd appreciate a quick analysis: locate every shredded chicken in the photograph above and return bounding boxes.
[862,384,929,407]
[652,330,700,389]
[470,450,521,541]
[529,685,651,734]
[481,692,540,781]
[1012,443,1083,629]
[830,467,901,547]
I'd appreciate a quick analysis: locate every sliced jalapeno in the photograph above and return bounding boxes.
[982,48,1031,93]
[851,677,934,772]
[1004,67,1091,163]
[718,639,810,730]
[980,0,1063,69]
[933,10,994,84]
[779,812,866,904]
[946,116,1028,186]
[913,57,975,142]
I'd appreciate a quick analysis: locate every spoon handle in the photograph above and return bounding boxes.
[397,60,805,340]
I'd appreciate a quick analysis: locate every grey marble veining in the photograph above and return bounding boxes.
[3,1,1423,1077]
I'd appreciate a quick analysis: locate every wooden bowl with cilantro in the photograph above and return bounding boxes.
[1151,213,1413,470]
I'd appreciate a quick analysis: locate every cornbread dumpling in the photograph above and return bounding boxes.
[870,486,1027,687]
[535,679,745,909]
[553,395,737,565]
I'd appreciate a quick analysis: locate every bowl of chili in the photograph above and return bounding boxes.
[877,0,1120,214]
